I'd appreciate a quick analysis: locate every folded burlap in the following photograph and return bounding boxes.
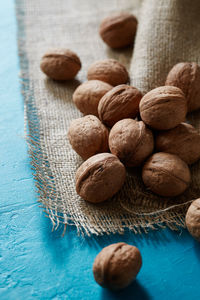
[16,0,200,235]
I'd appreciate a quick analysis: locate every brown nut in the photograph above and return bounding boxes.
[93,242,142,290]
[156,122,200,165]
[109,119,154,167]
[75,153,126,203]
[139,86,187,130]
[40,49,81,80]
[87,59,129,86]
[165,62,200,112]
[99,12,137,49]
[68,115,109,160]
[98,85,142,127]
[185,199,200,241]
[142,152,191,197]
[73,80,113,117]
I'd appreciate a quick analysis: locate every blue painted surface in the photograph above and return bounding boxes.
[0,1,200,299]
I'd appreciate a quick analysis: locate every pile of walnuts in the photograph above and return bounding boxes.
[40,11,200,290]
[68,61,200,202]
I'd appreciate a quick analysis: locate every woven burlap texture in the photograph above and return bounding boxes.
[16,0,200,235]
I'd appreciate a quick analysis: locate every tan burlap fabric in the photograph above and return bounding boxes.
[16,0,200,235]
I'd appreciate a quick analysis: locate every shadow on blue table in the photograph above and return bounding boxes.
[193,239,200,261]
[101,280,149,300]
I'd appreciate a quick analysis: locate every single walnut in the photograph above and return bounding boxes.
[98,85,142,127]
[76,153,126,203]
[109,119,154,167]
[73,80,113,117]
[40,49,81,80]
[165,62,200,112]
[139,86,187,130]
[87,59,129,86]
[185,199,200,241]
[99,12,138,49]
[68,115,109,160]
[142,152,191,197]
[156,122,200,164]
[93,242,142,290]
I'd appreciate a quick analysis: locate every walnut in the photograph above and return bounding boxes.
[98,85,142,127]
[87,59,129,86]
[142,152,191,197]
[156,122,200,164]
[109,119,154,167]
[139,86,187,130]
[99,12,137,49]
[40,49,81,80]
[75,153,126,203]
[73,80,113,117]
[165,62,200,112]
[185,199,200,241]
[68,115,109,160]
[93,242,142,290]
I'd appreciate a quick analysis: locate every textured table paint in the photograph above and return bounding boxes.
[0,1,200,299]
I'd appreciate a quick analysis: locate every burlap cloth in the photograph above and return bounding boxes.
[16,0,200,235]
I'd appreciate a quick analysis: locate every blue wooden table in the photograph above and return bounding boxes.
[1,1,200,299]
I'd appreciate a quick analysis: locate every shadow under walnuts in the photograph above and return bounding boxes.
[101,280,151,300]
[44,77,82,103]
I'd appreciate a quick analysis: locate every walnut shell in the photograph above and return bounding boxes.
[99,12,137,49]
[185,199,200,241]
[109,119,154,167]
[76,153,126,203]
[165,62,200,112]
[40,49,81,80]
[139,86,187,130]
[98,85,142,127]
[87,59,129,86]
[142,152,191,197]
[68,115,109,160]
[73,80,113,117]
[156,122,200,164]
[93,242,142,290]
